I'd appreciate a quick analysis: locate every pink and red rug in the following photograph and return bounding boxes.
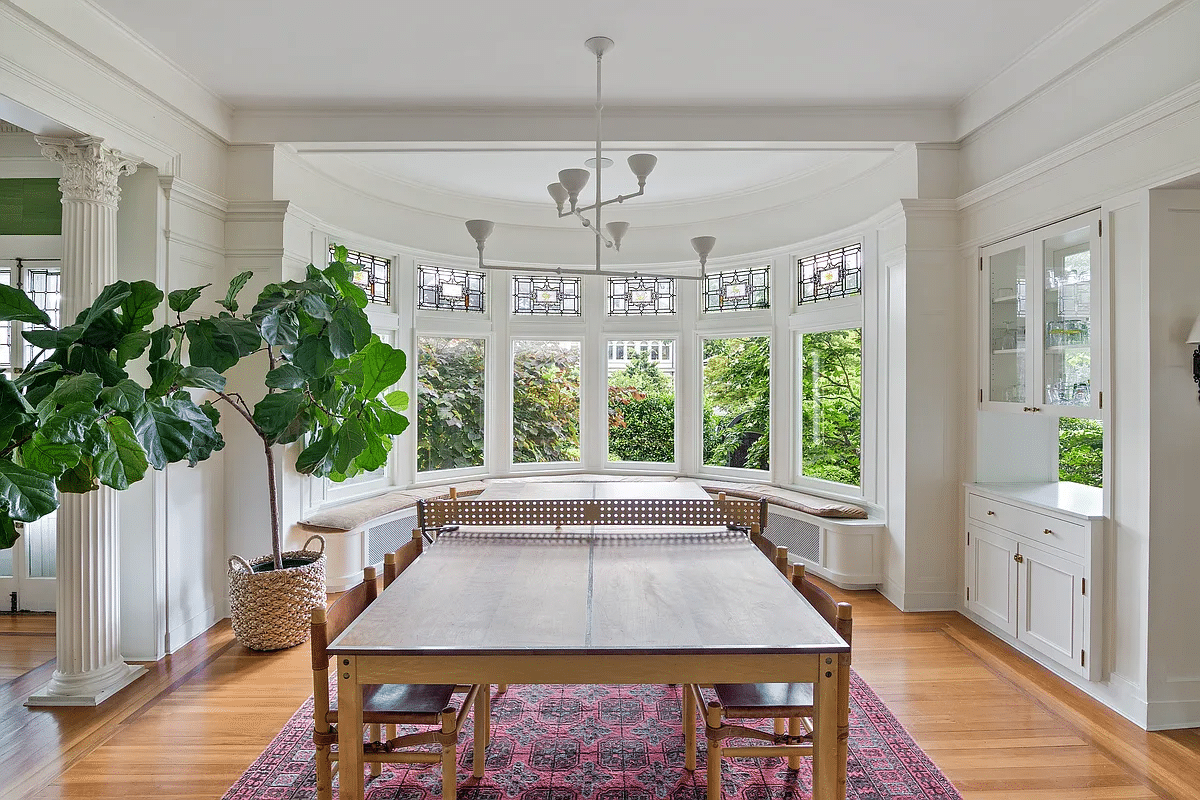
[223,674,960,799]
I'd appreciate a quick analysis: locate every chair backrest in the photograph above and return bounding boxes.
[383,532,424,587]
[311,566,377,673]
[790,563,853,649]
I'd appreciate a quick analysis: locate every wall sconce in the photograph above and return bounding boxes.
[1189,314,1200,401]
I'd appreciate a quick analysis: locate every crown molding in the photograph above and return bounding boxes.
[159,175,228,217]
[232,104,955,146]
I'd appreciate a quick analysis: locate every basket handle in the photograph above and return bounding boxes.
[302,534,326,556]
[228,555,253,572]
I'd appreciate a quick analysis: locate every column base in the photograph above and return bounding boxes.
[25,664,147,707]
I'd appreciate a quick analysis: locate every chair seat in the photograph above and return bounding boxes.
[328,683,458,725]
[713,682,814,717]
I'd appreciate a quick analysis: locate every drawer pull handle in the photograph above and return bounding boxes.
[986,510,995,516]
[1043,528,1053,535]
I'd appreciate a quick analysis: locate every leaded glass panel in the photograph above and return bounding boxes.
[417,265,485,313]
[703,266,770,312]
[512,275,581,316]
[798,243,862,304]
[22,267,60,365]
[608,276,675,315]
[332,246,391,306]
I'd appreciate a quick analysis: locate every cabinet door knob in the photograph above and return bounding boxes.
[986,510,995,516]
[1014,553,1024,563]
[1043,528,1053,535]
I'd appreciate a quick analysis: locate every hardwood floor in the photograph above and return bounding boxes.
[1,585,1197,800]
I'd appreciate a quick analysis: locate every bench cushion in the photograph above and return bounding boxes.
[299,481,488,531]
[697,481,868,519]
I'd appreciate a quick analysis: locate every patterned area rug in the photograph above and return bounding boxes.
[223,674,961,799]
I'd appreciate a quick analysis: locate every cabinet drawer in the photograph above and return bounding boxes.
[968,492,1090,558]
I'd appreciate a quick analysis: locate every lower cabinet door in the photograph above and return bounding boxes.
[966,527,1018,635]
[1016,539,1087,675]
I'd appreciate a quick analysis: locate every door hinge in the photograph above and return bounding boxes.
[1081,649,1086,668]
[979,388,983,404]
[1082,577,1086,595]
[1099,391,1103,410]
[967,530,971,546]
[966,586,970,602]
[1098,219,1103,237]
[979,256,983,271]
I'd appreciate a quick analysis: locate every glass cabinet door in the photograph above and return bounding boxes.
[986,244,1028,404]
[1041,224,1095,409]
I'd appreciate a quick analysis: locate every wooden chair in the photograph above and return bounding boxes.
[684,562,852,800]
[311,561,487,800]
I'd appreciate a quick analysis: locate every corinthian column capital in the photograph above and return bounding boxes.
[34,135,142,207]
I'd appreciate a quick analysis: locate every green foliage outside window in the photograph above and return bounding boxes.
[703,337,770,470]
[417,337,485,472]
[1059,417,1103,488]
[512,340,580,464]
[800,329,862,486]
[608,351,675,463]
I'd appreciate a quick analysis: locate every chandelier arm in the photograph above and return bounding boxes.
[474,260,704,281]
[571,208,615,249]
[568,186,647,216]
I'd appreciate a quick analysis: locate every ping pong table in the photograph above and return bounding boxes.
[328,480,849,799]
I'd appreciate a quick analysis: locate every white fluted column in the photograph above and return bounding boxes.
[27,136,145,707]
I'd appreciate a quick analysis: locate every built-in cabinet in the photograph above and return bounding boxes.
[980,212,1103,417]
[964,483,1104,680]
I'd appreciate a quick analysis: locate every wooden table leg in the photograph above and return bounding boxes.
[337,655,364,800]
[812,653,840,800]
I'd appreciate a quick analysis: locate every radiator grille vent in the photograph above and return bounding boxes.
[367,511,417,566]
[765,512,820,564]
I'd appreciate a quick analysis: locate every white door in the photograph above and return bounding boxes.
[966,527,1018,635]
[1016,539,1086,675]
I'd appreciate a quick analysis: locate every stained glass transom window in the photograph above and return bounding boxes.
[331,246,391,306]
[703,266,770,312]
[798,243,862,305]
[512,275,581,316]
[608,276,675,315]
[417,265,485,313]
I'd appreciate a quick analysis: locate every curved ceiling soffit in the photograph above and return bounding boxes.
[286,147,902,231]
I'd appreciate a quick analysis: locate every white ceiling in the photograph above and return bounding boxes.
[91,0,1097,108]
[84,0,1099,213]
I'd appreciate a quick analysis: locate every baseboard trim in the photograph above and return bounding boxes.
[166,605,221,654]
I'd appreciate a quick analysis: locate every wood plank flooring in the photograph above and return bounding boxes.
[1,584,1197,800]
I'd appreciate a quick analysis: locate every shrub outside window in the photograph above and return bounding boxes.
[512,340,581,464]
[799,329,862,487]
[608,340,676,463]
[417,337,486,472]
[703,336,770,470]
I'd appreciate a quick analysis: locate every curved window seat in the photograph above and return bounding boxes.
[297,475,883,591]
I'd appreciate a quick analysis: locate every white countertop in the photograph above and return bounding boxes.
[968,481,1104,520]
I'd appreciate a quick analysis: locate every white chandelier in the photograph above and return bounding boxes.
[465,37,715,281]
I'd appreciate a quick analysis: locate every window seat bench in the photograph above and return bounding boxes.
[296,475,882,590]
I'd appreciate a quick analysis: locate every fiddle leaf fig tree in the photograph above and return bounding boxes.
[0,280,225,550]
[193,247,409,570]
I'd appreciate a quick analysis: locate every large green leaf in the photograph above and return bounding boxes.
[76,282,132,331]
[264,364,306,390]
[300,293,332,321]
[19,430,82,477]
[62,345,127,386]
[132,401,194,470]
[116,281,164,334]
[164,395,223,466]
[177,365,227,392]
[260,308,299,347]
[185,317,251,372]
[220,271,254,313]
[22,324,84,351]
[41,402,100,444]
[56,461,95,494]
[148,325,173,361]
[0,376,31,450]
[0,284,52,326]
[370,404,410,436]
[45,373,103,407]
[99,379,145,413]
[291,337,336,379]
[168,284,210,314]
[115,331,153,366]
[332,273,369,309]
[328,306,372,358]
[352,431,390,474]
[357,341,407,399]
[147,359,182,397]
[95,416,150,490]
[295,429,334,475]
[329,417,367,475]
[0,459,59,523]
[385,389,409,411]
[0,513,19,550]
[252,390,306,442]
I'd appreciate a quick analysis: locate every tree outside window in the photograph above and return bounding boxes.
[417,337,486,472]
[799,329,862,487]
[608,347,675,463]
[703,336,770,470]
[512,340,581,464]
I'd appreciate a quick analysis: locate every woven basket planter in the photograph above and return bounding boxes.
[228,535,326,651]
